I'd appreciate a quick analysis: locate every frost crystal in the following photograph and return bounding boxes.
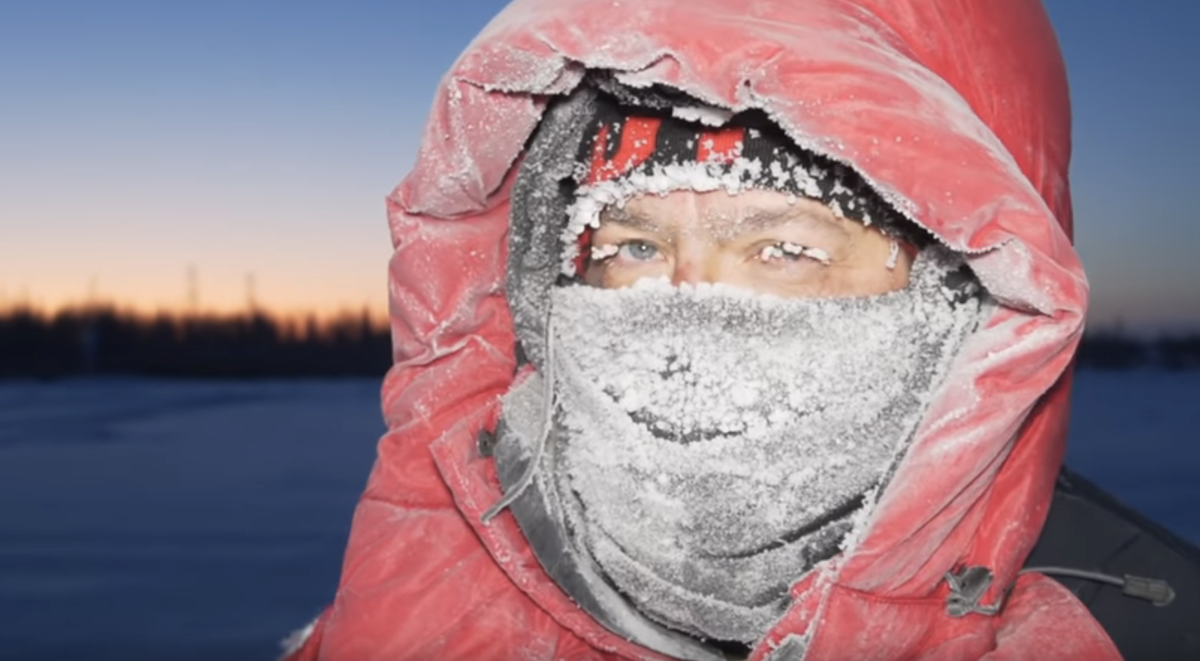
[591,244,620,260]
[563,158,845,275]
[886,240,901,270]
[671,105,735,126]
[534,251,982,642]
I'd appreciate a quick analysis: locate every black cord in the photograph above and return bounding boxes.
[1023,566,1175,607]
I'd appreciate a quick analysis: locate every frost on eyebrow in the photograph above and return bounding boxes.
[597,205,665,233]
[560,158,818,276]
[561,155,880,276]
[702,204,852,241]
[598,201,851,241]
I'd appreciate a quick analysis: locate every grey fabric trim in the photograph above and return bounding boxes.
[507,87,599,371]
[764,635,810,661]
[495,377,728,661]
[503,84,733,659]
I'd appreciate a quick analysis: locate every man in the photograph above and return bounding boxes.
[283,1,1198,659]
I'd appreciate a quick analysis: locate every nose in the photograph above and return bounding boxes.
[670,256,715,287]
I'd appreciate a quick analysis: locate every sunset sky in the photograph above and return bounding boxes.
[2,0,1197,329]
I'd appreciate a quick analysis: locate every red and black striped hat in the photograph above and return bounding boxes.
[565,101,905,275]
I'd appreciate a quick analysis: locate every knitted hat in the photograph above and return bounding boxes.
[561,100,910,276]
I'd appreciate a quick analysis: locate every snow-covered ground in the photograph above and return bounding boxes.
[0,371,1196,660]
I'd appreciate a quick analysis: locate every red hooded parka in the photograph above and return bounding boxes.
[284,0,1121,659]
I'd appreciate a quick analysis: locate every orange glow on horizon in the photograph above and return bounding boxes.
[0,285,388,322]
[0,260,391,321]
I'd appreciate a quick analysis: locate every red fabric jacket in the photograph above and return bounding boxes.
[285,0,1123,659]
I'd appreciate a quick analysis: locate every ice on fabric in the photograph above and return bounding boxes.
[498,249,982,644]
[561,154,857,274]
[672,105,735,126]
[500,86,989,646]
[494,377,729,661]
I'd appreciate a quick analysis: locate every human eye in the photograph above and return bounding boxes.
[756,241,831,265]
[593,240,662,264]
[618,240,661,262]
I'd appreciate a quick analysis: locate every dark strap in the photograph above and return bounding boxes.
[1025,467,1200,660]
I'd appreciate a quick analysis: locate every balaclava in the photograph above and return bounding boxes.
[559,100,909,278]
[491,89,984,653]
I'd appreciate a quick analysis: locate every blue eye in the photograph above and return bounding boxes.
[618,241,660,262]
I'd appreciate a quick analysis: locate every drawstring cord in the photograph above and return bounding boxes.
[1021,566,1176,607]
[945,564,1176,618]
[481,311,557,523]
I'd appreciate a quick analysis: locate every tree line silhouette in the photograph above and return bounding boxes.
[1075,330,1200,371]
[0,306,1197,378]
[0,305,392,379]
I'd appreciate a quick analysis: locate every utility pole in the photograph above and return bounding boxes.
[186,265,199,316]
[87,275,99,311]
[246,272,258,315]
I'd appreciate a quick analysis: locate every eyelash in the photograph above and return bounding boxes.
[590,243,621,261]
[591,240,660,263]
[588,240,832,266]
[757,242,831,265]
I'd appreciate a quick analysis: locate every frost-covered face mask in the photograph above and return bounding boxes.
[543,250,981,643]
[495,90,984,649]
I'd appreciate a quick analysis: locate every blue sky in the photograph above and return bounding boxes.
[1,0,1197,329]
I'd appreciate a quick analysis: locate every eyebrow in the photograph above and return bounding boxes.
[728,206,849,236]
[600,204,850,238]
[599,206,654,231]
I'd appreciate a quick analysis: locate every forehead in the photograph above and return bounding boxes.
[602,189,849,237]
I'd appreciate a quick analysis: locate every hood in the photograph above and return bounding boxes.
[381,0,1086,654]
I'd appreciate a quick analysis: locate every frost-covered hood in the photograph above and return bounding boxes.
[297,1,1110,660]
[394,0,1082,577]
